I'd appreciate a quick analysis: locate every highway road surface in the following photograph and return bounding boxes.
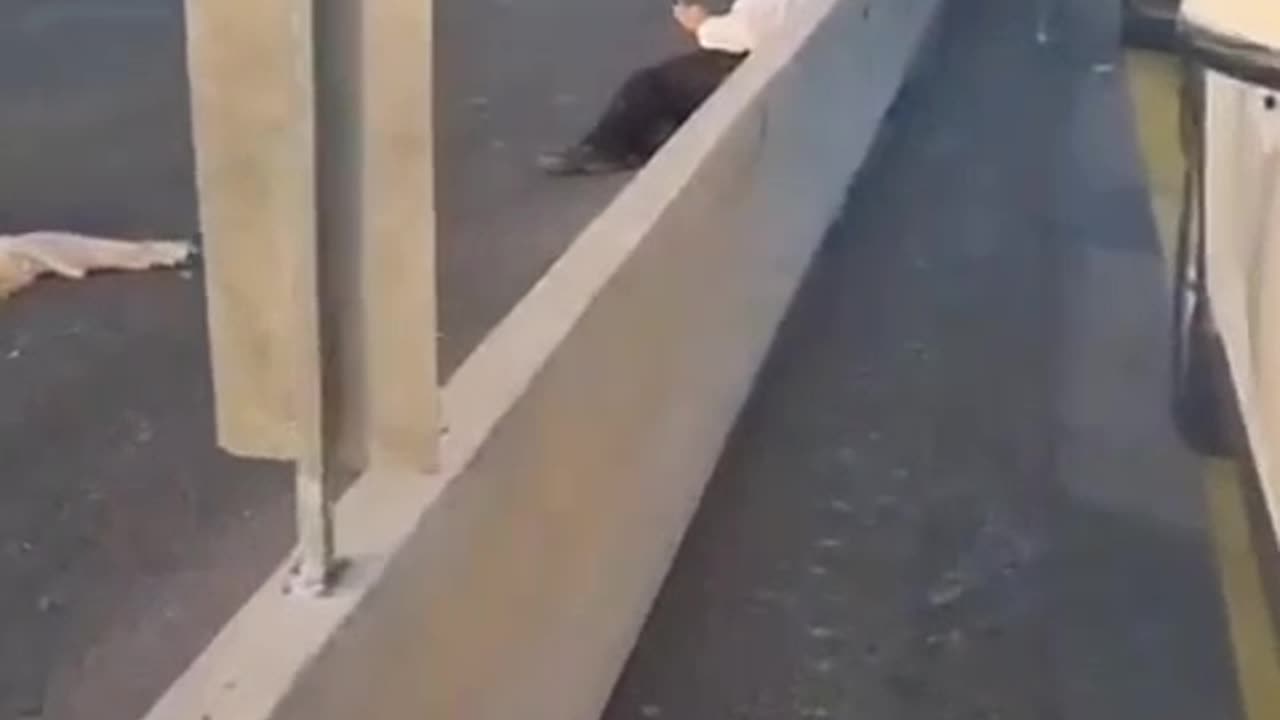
[603,0,1246,717]
[0,0,1252,717]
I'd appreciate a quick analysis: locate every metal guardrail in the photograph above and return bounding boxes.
[1181,19,1280,93]
[1122,0,1280,91]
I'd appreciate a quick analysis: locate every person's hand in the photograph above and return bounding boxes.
[673,2,710,33]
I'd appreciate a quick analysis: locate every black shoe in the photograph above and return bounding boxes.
[536,145,634,176]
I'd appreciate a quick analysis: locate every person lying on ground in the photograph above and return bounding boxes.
[538,0,796,176]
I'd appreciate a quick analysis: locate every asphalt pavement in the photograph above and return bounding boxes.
[0,0,681,717]
[603,0,1246,717]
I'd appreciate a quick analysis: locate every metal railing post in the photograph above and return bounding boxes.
[186,0,439,597]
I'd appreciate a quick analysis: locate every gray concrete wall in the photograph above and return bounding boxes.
[144,0,940,717]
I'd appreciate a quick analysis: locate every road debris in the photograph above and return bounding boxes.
[36,594,63,614]
[926,509,1040,610]
[928,572,969,608]
[0,231,194,300]
[807,625,838,639]
[924,628,965,655]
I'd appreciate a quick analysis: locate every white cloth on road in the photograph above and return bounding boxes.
[0,231,193,299]
[696,0,796,54]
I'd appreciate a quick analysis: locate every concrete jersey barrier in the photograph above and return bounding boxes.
[143,0,942,717]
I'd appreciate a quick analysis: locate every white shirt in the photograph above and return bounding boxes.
[696,0,795,54]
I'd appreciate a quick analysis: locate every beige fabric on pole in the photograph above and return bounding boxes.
[185,1,315,460]
[186,0,439,467]
[0,231,192,300]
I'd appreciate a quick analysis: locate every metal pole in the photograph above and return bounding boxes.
[289,0,337,595]
[184,0,338,592]
[186,0,438,598]
[290,0,441,595]
[288,0,443,593]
